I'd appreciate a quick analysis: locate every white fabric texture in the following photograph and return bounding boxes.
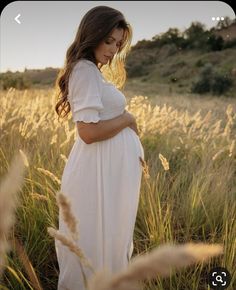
[69,60,104,123]
[55,59,145,290]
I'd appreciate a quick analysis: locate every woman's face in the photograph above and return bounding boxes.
[94,28,124,65]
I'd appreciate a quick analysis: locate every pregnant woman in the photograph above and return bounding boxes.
[54,6,144,290]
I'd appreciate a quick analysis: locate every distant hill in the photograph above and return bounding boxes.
[123,20,236,97]
[124,47,236,97]
[0,67,59,89]
[1,20,235,96]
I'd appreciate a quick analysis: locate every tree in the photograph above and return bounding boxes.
[183,22,207,49]
[184,22,206,39]
[207,34,224,51]
[216,16,233,29]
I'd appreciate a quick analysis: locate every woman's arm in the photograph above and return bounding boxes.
[77,110,136,144]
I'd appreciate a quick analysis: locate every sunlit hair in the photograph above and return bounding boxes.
[55,5,133,121]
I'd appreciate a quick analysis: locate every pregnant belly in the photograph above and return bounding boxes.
[66,126,144,176]
[120,127,145,160]
[75,126,144,160]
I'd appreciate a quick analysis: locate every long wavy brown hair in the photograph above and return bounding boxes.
[55,6,133,122]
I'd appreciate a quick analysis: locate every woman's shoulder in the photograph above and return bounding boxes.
[74,58,99,73]
[69,59,103,87]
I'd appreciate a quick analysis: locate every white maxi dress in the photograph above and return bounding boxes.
[55,59,145,290]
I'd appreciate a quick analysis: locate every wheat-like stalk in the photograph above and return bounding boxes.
[229,139,235,157]
[30,193,48,201]
[60,153,68,163]
[47,227,93,271]
[139,157,150,179]
[158,154,169,171]
[19,149,30,168]
[0,151,28,275]
[212,147,228,161]
[56,191,79,241]
[37,167,61,185]
[50,134,58,145]
[49,194,223,290]
[47,227,95,289]
[87,243,223,290]
[48,192,97,289]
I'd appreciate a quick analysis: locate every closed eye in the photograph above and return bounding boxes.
[105,38,123,47]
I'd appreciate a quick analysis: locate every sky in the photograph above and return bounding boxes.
[0,1,235,72]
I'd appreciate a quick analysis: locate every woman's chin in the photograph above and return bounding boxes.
[103,57,110,64]
[97,58,109,66]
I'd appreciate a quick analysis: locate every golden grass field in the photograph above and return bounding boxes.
[0,87,235,290]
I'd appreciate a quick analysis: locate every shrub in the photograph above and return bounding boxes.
[206,34,224,51]
[195,59,204,67]
[0,73,31,90]
[191,63,213,94]
[191,77,211,94]
[211,73,233,95]
[126,64,149,78]
[191,63,233,95]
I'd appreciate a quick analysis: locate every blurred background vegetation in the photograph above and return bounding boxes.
[1,17,236,98]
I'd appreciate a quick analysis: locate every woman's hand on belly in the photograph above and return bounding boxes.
[124,110,139,136]
[128,121,139,136]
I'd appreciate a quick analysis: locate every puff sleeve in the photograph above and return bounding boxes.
[68,63,104,123]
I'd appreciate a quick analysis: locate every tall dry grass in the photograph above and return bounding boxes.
[0,152,26,276]
[0,87,235,289]
[0,150,43,290]
[48,191,223,290]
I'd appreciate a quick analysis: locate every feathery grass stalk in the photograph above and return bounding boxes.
[48,191,96,289]
[139,157,150,179]
[0,151,28,276]
[37,168,61,185]
[60,154,68,163]
[56,192,79,241]
[87,243,223,290]
[228,140,235,157]
[47,227,95,289]
[158,154,169,171]
[30,193,48,201]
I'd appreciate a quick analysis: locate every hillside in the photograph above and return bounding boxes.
[124,46,236,97]
[1,21,236,97]
[123,21,236,97]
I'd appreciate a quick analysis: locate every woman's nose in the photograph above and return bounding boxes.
[110,43,118,55]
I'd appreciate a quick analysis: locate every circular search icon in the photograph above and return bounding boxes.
[208,267,231,289]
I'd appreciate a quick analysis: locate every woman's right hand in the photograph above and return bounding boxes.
[123,110,139,136]
[123,109,136,125]
[129,121,139,136]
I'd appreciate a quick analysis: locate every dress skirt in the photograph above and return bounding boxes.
[55,125,144,290]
